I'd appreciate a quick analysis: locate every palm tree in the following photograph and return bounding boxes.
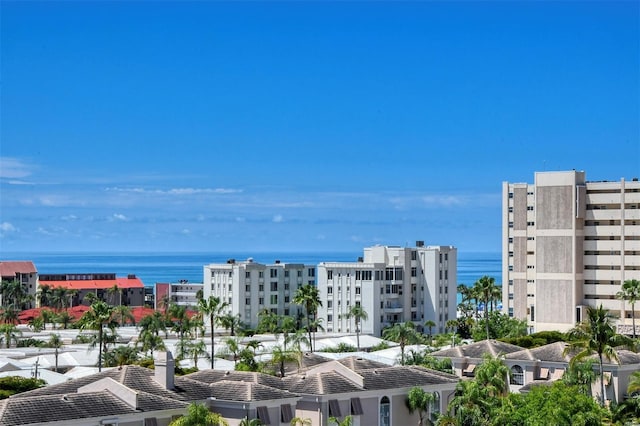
[406,386,436,426]
[219,313,242,336]
[475,276,496,339]
[328,415,352,426]
[345,304,368,351]
[36,284,53,308]
[198,296,229,369]
[617,278,640,339]
[627,370,640,395]
[169,402,229,426]
[188,340,211,369]
[48,334,63,373]
[107,284,121,306]
[290,418,312,426]
[113,305,135,327]
[286,328,310,372]
[424,320,436,346]
[270,344,297,377]
[382,321,419,365]
[104,345,140,369]
[78,300,116,372]
[0,324,21,348]
[281,315,297,352]
[54,310,74,329]
[239,417,263,426]
[290,417,312,426]
[223,337,241,367]
[137,329,166,357]
[293,284,322,352]
[564,304,635,406]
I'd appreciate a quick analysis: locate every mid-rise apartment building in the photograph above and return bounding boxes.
[502,170,640,333]
[0,261,38,309]
[203,258,316,329]
[155,280,203,309]
[317,243,457,337]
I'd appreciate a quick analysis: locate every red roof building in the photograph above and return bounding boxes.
[0,261,38,309]
[38,273,146,307]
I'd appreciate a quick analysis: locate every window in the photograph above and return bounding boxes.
[281,404,293,423]
[257,406,270,425]
[328,286,333,294]
[284,296,289,303]
[429,392,440,422]
[511,365,524,385]
[329,399,341,417]
[297,271,302,277]
[258,297,264,305]
[245,285,251,292]
[411,250,417,260]
[328,314,333,322]
[380,396,390,426]
[245,271,251,278]
[270,295,278,304]
[351,397,364,415]
[270,282,278,291]
[259,271,264,278]
[508,222,514,228]
[245,298,250,305]
[355,287,361,295]
[284,270,289,278]
[270,268,278,278]
[411,267,417,277]
[328,270,333,280]
[508,192,514,198]
[308,268,315,277]
[327,300,332,308]
[259,284,264,292]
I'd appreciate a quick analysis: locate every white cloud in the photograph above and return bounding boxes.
[110,213,129,222]
[61,215,78,221]
[181,229,191,235]
[0,222,17,237]
[0,157,33,179]
[272,214,284,223]
[106,187,243,195]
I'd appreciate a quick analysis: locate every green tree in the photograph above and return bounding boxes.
[345,304,368,351]
[290,418,312,426]
[0,324,21,348]
[54,310,74,330]
[103,345,139,369]
[406,386,436,426]
[421,320,435,345]
[628,370,640,395]
[47,333,64,373]
[113,305,135,327]
[562,359,597,396]
[0,376,46,399]
[107,284,121,306]
[169,402,229,426]
[198,296,229,369]
[328,415,352,426]
[564,304,635,406]
[77,300,116,372]
[36,284,53,308]
[475,276,498,339]
[617,278,640,339]
[239,417,263,426]
[382,321,420,365]
[219,313,242,336]
[293,284,322,352]
[188,340,211,369]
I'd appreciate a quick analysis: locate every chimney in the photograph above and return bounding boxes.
[416,240,424,247]
[154,351,175,390]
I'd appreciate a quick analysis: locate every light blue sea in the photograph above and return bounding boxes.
[1,251,501,303]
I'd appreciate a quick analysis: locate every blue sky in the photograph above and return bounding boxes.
[1,1,638,254]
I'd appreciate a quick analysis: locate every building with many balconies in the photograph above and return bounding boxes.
[317,243,457,337]
[203,258,316,329]
[502,170,640,333]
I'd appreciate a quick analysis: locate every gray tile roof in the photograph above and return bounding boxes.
[283,364,458,395]
[186,369,286,389]
[12,365,211,402]
[209,380,298,402]
[505,342,574,363]
[430,340,524,359]
[336,356,390,371]
[0,390,138,426]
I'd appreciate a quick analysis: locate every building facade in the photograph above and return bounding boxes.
[155,280,203,309]
[38,273,146,307]
[502,170,640,333]
[0,261,38,309]
[317,243,457,337]
[203,258,316,329]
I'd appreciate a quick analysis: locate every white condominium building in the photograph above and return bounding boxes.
[203,258,316,329]
[317,243,457,337]
[502,170,640,333]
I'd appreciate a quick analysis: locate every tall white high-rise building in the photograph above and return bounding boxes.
[317,243,457,337]
[502,170,640,333]
[203,258,316,329]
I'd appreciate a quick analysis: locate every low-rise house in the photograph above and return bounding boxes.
[0,351,460,426]
[283,356,459,426]
[430,339,525,378]
[504,341,640,404]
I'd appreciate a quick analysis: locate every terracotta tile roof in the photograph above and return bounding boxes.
[40,276,144,290]
[0,262,36,277]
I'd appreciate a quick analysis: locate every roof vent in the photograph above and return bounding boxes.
[225,371,230,375]
[227,258,236,264]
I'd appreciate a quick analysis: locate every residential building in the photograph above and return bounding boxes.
[1,351,459,426]
[203,258,316,329]
[502,171,640,333]
[38,273,145,307]
[317,243,457,337]
[0,261,38,309]
[155,280,203,309]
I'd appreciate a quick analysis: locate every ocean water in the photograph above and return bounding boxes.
[1,251,501,300]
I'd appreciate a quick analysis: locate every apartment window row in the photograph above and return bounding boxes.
[585,220,622,226]
[584,265,621,270]
[584,280,621,285]
[584,250,622,255]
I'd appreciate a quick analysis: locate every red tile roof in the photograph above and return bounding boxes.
[39,277,144,290]
[0,261,37,277]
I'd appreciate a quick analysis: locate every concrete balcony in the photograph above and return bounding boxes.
[586,210,621,221]
[584,226,623,236]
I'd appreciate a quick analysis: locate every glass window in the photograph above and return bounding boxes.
[380,396,390,426]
